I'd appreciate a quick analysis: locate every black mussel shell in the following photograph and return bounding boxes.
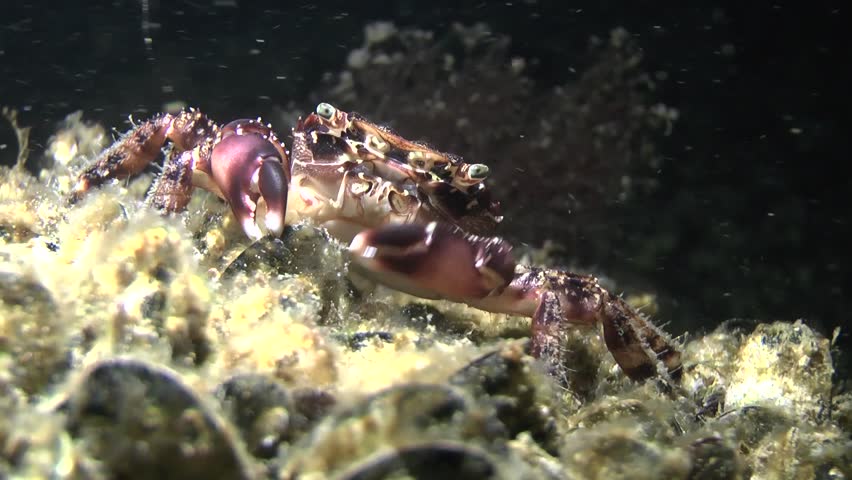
[338,442,500,480]
[62,358,255,480]
[221,224,341,280]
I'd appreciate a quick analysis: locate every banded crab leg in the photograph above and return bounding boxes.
[348,222,682,383]
[68,111,290,240]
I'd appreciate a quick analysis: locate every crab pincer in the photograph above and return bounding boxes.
[349,222,682,383]
[348,222,516,302]
[211,120,290,240]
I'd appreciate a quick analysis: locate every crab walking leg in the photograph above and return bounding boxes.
[349,222,682,382]
[510,267,682,382]
[68,111,216,204]
[147,150,196,211]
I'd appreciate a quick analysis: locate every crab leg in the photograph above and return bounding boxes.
[512,267,682,382]
[68,111,216,205]
[68,113,290,239]
[147,149,196,211]
[348,222,682,382]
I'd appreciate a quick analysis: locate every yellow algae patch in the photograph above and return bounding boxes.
[0,167,53,243]
[222,318,337,387]
[42,208,213,362]
[213,281,337,387]
[336,329,480,395]
[73,221,194,297]
[213,283,278,329]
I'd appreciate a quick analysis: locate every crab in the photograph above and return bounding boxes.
[68,102,682,383]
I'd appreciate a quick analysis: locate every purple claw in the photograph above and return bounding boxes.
[258,158,288,237]
[349,221,682,383]
[210,128,289,240]
[348,222,516,301]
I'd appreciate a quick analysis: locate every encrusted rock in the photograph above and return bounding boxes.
[0,269,70,395]
[281,383,532,478]
[726,320,833,421]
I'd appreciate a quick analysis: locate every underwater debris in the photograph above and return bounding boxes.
[1,106,30,169]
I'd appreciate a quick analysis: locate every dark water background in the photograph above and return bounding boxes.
[1,1,848,372]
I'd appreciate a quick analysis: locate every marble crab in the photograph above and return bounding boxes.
[69,102,681,382]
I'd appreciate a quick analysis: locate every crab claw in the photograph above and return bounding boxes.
[350,221,682,383]
[211,131,289,240]
[348,222,516,301]
[257,158,287,236]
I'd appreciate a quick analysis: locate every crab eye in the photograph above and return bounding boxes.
[468,164,489,179]
[316,103,336,119]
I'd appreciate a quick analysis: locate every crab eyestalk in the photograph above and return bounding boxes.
[452,163,490,189]
[210,124,290,240]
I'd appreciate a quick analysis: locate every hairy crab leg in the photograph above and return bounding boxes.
[68,111,216,204]
[68,112,289,239]
[147,149,196,211]
[348,222,682,383]
[514,267,682,382]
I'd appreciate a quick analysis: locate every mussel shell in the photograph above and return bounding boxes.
[62,358,255,480]
[0,270,70,394]
[221,224,355,322]
[332,383,471,431]
[283,383,512,477]
[450,342,559,454]
[221,224,342,280]
[687,436,741,480]
[216,373,333,459]
[337,442,500,480]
